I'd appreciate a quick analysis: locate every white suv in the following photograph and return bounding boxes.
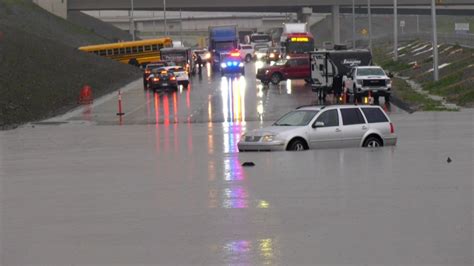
[344,66,392,104]
[238,44,254,63]
[238,105,397,151]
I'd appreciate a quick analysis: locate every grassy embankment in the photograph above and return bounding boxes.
[373,39,474,110]
[0,0,142,128]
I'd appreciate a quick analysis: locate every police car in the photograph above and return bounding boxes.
[220,50,245,76]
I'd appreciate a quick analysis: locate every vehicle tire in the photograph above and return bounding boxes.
[245,54,252,63]
[385,94,391,103]
[287,139,307,151]
[270,73,282,85]
[363,136,383,148]
[241,69,245,75]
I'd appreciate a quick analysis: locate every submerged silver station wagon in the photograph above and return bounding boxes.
[238,105,397,151]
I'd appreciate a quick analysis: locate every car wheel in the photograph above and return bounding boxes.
[287,139,306,151]
[363,136,383,148]
[270,73,281,85]
[245,54,252,62]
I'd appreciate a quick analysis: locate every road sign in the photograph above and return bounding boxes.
[455,23,470,33]
[400,20,405,27]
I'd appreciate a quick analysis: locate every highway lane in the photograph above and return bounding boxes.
[52,61,403,126]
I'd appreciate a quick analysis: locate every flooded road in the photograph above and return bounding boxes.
[47,61,403,126]
[1,62,472,265]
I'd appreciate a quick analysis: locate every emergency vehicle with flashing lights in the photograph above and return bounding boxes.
[220,49,245,76]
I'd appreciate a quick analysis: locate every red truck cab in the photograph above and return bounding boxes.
[256,55,310,85]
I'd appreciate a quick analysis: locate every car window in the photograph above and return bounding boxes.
[341,108,366,125]
[361,107,389,123]
[274,110,319,126]
[315,109,339,127]
[289,60,298,67]
[297,59,308,66]
[357,68,385,76]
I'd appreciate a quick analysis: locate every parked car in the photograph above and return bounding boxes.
[147,68,178,91]
[238,105,397,151]
[266,47,283,63]
[143,61,172,87]
[256,55,309,85]
[254,45,269,61]
[344,66,392,103]
[238,44,254,62]
[162,66,189,87]
[193,49,211,63]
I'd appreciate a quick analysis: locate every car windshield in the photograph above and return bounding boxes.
[357,68,385,76]
[273,110,319,126]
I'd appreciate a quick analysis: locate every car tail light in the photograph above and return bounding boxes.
[390,122,394,134]
[170,76,176,80]
[153,77,160,82]
[145,70,151,74]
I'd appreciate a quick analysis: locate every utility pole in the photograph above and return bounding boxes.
[368,0,372,50]
[163,0,167,36]
[352,0,356,48]
[130,0,135,41]
[431,0,439,81]
[393,0,398,61]
[179,9,183,44]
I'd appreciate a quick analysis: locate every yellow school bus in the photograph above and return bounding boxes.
[78,38,173,66]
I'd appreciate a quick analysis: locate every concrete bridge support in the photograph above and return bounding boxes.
[33,0,68,19]
[332,5,341,45]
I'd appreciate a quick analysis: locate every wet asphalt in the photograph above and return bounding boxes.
[1,62,472,265]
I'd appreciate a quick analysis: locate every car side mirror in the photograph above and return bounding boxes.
[313,121,325,128]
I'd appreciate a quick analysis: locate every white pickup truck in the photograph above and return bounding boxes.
[344,66,392,104]
[238,44,254,62]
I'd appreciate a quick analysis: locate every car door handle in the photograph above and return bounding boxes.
[335,128,341,132]
[362,126,368,130]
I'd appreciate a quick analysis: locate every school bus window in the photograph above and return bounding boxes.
[126,47,131,54]
[132,46,138,53]
[151,44,158,51]
[138,46,144,52]
[113,48,119,54]
[99,50,106,56]
[106,49,112,56]
[119,48,125,54]
[93,51,99,55]
[144,45,151,51]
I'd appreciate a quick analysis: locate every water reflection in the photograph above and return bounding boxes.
[217,238,276,265]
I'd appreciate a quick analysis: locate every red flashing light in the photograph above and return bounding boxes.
[230,52,240,57]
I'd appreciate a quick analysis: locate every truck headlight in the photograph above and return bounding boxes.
[239,62,244,67]
[221,63,227,68]
[269,53,275,58]
[265,70,270,74]
[262,135,276,142]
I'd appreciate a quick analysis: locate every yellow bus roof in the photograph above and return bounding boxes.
[78,37,172,51]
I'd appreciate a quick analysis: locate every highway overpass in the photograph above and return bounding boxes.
[69,0,474,12]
